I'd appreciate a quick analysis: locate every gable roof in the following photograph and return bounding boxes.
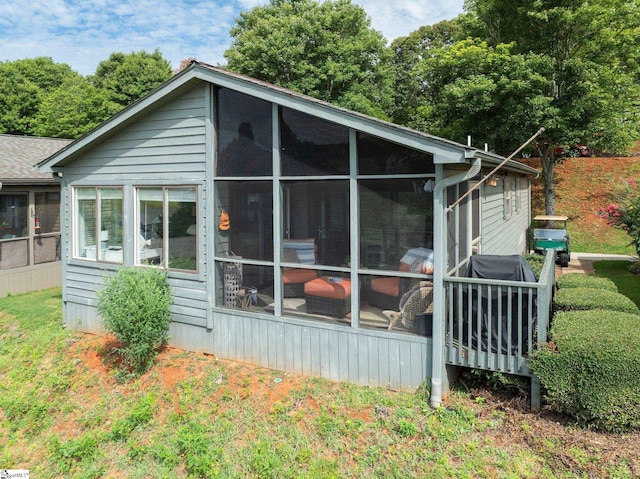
[37,61,538,176]
[0,134,72,185]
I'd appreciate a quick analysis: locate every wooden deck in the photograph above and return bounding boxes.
[443,251,555,410]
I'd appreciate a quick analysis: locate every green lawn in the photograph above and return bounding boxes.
[0,288,636,478]
[593,260,640,308]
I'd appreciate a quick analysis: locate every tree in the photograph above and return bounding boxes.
[34,75,109,139]
[462,0,640,215]
[390,17,466,125]
[413,39,555,154]
[0,57,77,135]
[223,0,394,120]
[90,49,173,114]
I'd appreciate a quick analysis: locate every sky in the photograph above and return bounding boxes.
[0,0,464,76]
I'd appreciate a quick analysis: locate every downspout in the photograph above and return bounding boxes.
[430,156,482,408]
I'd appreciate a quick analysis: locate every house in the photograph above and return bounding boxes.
[0,134,71,296]
[37,61,542,405]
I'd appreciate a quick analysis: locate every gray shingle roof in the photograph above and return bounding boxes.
[0,134,72,184]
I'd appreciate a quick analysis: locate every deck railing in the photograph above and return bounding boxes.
[443,250,555,378]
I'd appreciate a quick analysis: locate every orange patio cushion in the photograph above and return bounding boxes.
[370,276,400,297]
[283,268,318,284]
[304,276,351,299]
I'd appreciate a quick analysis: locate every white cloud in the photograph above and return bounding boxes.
[0,0,463,75]
[352,0,464,41]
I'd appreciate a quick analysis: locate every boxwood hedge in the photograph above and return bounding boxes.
[554,287,639,315]
[530,309,640,431]
[556,273,618,292]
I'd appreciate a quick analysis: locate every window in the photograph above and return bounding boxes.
[0,193,29,270]
[136,187,197,271]
[212,91,439,333]
[503,177,514,219]
[34,191,60,234]
[359,179,433,270]
[215,181,273,262]
[0,194,28,238]
[280,107,349,176]
[75,187,123,263]
[216,88,272,177]
[34,191,61,265]
[282,180,349,267]
[471,183,482,254]
[357,132,435,175]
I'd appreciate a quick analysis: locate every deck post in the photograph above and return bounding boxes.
[531,375,541,411]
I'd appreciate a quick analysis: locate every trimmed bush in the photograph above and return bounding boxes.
[97,266,172,375]
[523,254,546,280]
[556,273,618,292]
[530,309,640,431]
[554,287,639,315]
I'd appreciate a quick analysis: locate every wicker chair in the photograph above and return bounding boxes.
[367,248,433,310]
[384,281,434,333]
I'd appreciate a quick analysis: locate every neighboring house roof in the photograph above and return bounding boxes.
[37,61,539,177]
[0,134,72,185]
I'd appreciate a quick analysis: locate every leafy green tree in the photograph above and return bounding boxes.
[34,75,109,138]
[90,49,173,113]
[413,39,555,154]
[0,57,77,135]
[461,0,640,214]
[223,0,394,119]
[390,17,466,125]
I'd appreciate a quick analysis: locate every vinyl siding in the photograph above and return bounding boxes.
[481,175,530,255]
[61,83,209,332]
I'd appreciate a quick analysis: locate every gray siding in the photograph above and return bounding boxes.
[210,311,431,390]
[61,83,210,334]
[481,175,530,255]
[65,84,207,181]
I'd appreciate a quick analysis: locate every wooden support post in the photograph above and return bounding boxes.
[531,375,541,412]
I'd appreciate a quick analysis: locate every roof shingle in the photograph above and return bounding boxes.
[0,134,72,184]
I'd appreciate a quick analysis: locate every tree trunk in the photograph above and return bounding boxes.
[540,152,556,216]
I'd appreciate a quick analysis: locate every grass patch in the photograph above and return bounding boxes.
[0,288,637,477]
[569,226,635,255]
[593,260,640,309]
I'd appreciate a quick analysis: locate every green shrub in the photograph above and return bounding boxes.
[97,266,172,375]
[554,287,639,315]
[556,273,618,292]
[523,254,546,280]
[530,309,640,431]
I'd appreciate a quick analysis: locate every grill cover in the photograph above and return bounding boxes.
[464,255,537,355]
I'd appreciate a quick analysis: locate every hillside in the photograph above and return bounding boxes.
[524,156,640,255]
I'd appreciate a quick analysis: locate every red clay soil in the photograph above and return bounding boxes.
[65,333,640,477]
[522,156,640,250]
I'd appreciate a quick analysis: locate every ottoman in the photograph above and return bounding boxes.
[304,276,352,317]
[282,268,319,297]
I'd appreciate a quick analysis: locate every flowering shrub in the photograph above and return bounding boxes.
[599,178,640,258]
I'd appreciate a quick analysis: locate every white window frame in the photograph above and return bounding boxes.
[72,186,124,263]
[134,185,198,273]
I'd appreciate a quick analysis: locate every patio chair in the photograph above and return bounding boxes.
[368,247,433,310]
[383,280,434,334]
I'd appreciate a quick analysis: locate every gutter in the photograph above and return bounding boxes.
[430,157,482,408]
